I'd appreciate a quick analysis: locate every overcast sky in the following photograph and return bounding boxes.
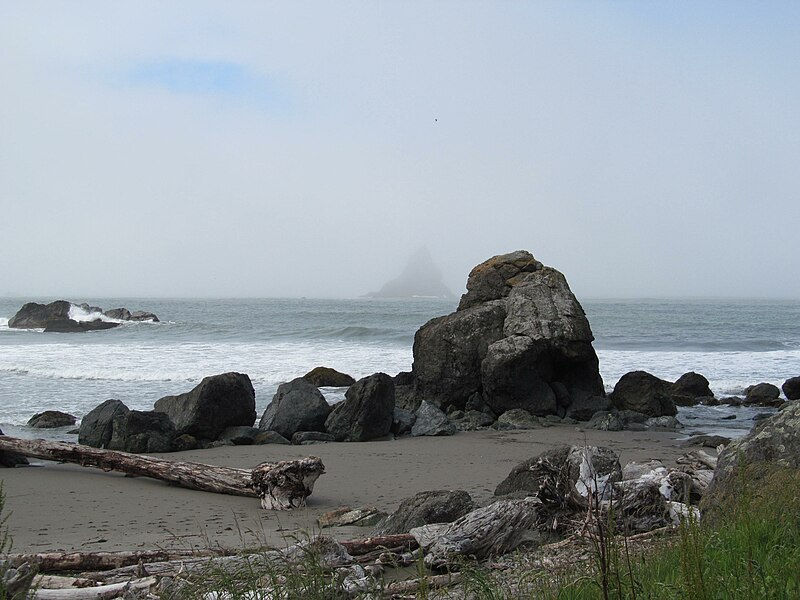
[1,2,798,299]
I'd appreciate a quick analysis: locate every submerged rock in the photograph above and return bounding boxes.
[303,366,356,388]
[27,410,76,429]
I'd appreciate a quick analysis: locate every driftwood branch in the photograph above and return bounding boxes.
[0,436,324,509]
[32,576,157,599]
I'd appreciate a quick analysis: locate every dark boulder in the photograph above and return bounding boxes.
[410,251,605,418]
[411,401,456,437]
[104,308,132,320]
[78,399,130,448]
[173,434,199,451]
[27,410,77,428]
[373,490,475,535]
[254,430,291,445]
[324,373,395,442]
[671,372,713,406]
[391,407,416,436]
[0,427,29,467]
[610,371,677,417]
[108,410,175,453]
[154,372,256,441]
[495,446,572,496]
[588,411,624,431]
[218,426,262,445]
[129,311,159,322]
[495,408,540,430]
[303,366,356,388]
[744,382,781,406]
[783,377,800,401]
[258,378,331,440]
[566,395,612,421]
[292,431,336,445]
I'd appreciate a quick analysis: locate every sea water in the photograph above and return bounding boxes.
[1,297,798,440]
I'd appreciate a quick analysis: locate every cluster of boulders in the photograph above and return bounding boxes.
[8,300,158,332]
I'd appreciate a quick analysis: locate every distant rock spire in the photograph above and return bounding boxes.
[365,247,454,299]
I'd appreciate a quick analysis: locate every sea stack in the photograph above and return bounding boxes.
[408,250,605,418]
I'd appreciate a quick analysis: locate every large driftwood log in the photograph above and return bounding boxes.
[7,549,228,574]
[32,576,157,599]
[0,436,324,509]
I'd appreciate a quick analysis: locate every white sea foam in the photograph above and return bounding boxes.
[67,304,120,323]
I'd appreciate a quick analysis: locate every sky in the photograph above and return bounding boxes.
[1,1,799,299]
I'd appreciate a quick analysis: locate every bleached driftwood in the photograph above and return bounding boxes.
[32,576,156,599]
[414,498,542,568]
[0,436,324,509]
[9,549,225,574]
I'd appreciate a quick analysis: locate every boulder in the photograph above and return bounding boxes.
[783,377,800,401]
[324,373,395,442]
[253,431,291,445]
[154,372,256,441]
[453,410,496,431]
[680,434,731,449]
[411,402,456,437]
[495,446,573,496]
[671,372,713,406]
[78,399,130,448]
[104,308,159,322]
[373,490,475,535]
[27,410,77,428]
[218,426,262,445]
[103,308,132,320]
[129,311,159,322]
[565,395,612,421]
[303,367,356,388]
[172,434,199,451]
[703,401,800,519]
[391,407,416,436]
[744,382,781,406]
[108,410,175,453]
[645,416,684,430]
[258,378,331,440]
[588,411,624,431]
[495,408,540,430]
[291,431,336,445]
[610,371,677,417]
[410,252,605,418]
[0,427,29,467]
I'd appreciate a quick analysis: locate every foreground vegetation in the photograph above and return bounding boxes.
[168,467,800,599]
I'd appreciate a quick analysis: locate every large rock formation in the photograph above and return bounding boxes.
[364,247,454,299]
[154,372,256,441]
[8,300,158,332]
[410,251,604,417]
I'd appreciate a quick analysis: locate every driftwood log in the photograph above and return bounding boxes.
[0,436,324,509]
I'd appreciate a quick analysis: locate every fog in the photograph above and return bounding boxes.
[1,2,799,299]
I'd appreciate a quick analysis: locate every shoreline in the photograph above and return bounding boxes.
[0,426,686,554]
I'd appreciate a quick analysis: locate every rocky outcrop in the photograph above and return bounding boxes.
[373,490,475,535]
[303,367,356,388]
[154,372,256,441]
[8,300,158,332]
[78,399,130,448]
[410,251,605,419]
[783,377,800,401]
[364,247,454,299]
[324,373,395,442]
[108,410,175,453]
[259,378,332,440]
[703,401,800,518]
[27,410,77,428]
[610,371,677,417]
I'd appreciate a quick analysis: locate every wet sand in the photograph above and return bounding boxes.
[0,426,686,553]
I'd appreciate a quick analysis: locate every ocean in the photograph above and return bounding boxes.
[1,297,798,440]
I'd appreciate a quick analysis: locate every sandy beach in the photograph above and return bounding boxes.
[0,426,687,554]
